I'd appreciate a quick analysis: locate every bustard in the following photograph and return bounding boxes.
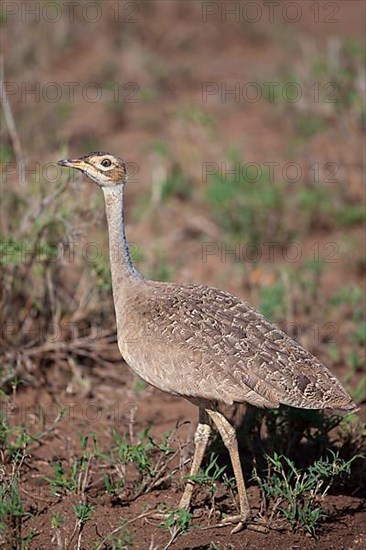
[58,152,356,532]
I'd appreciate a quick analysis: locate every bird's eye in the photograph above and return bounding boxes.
[101,159,112,168]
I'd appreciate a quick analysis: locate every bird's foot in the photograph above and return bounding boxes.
[150,508,268,535]
[148,510,169,521]
[217,514,268,534]
[148,506,193,523]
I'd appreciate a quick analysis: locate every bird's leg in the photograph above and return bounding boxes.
[206,409,250,533]
[178,408,211,510]
[151,408,211,520]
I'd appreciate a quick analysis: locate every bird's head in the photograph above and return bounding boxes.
[58,152,127,187]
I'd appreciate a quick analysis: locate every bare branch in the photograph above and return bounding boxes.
[0,55,24,180]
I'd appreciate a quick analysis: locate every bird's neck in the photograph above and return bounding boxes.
[102,186,142,287]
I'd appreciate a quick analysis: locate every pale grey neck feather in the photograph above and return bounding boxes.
[102,186,142,284]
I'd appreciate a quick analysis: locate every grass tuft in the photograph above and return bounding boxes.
[252,450,357,535]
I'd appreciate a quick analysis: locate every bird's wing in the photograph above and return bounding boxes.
[129,282,355,412]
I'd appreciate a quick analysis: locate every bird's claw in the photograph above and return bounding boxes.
[217,514,268,534]
[148,510,170,521]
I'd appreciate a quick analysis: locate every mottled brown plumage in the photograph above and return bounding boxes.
[58,151,356,533]
[116,280,354,412]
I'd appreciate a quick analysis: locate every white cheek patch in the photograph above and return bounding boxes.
[84,167,109,185]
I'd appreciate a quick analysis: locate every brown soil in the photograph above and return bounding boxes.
[6,368,366,550]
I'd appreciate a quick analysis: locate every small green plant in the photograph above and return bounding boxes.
[68,503,94,549]
[163,507,193,532]
[103,469,126,497]
[50,514,63,529]
[0,476,32,547]
[72,503,94,523]
[45,460,79,494]
[0,412,34,461]
[45,432,96,495]
[162,507,193,547]
[102,428,176,499]
[95,520,134,550]
[252,450,356,535]
[186,453,226,510]
[104,528,134,549]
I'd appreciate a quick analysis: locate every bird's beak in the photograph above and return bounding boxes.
[58,157,86,170]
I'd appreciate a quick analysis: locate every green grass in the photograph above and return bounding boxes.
[297,186,334,227]
[349,322,366,346]
[206,159,286,243]
[147,253,174,282]
[180,107,216,131]
[0,478,30,530]
[161,507,193,547]
[72,503,94,523]
[348,375,366,403]
[0,161,118,388]
[45,432,96,495]
[45,460,79,494]
[294,114,324,139]
[0,476,34,547]
[0,144,13,163]
[336,205,366,226]
[0,408,38,545]
[186,453,227,511]
[330,285,363,307]
[92,261,112,292]
[252,450,356,535]
[258,280,286,321]
[101,428,176,500]
[103,528,135,550]
[160,164,193,202]
[50,514,63,529]
[0,412,35,461]
[163,507,193,532]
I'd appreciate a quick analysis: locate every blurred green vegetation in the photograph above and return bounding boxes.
[205,157,365,246]
[206,158,287,244]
